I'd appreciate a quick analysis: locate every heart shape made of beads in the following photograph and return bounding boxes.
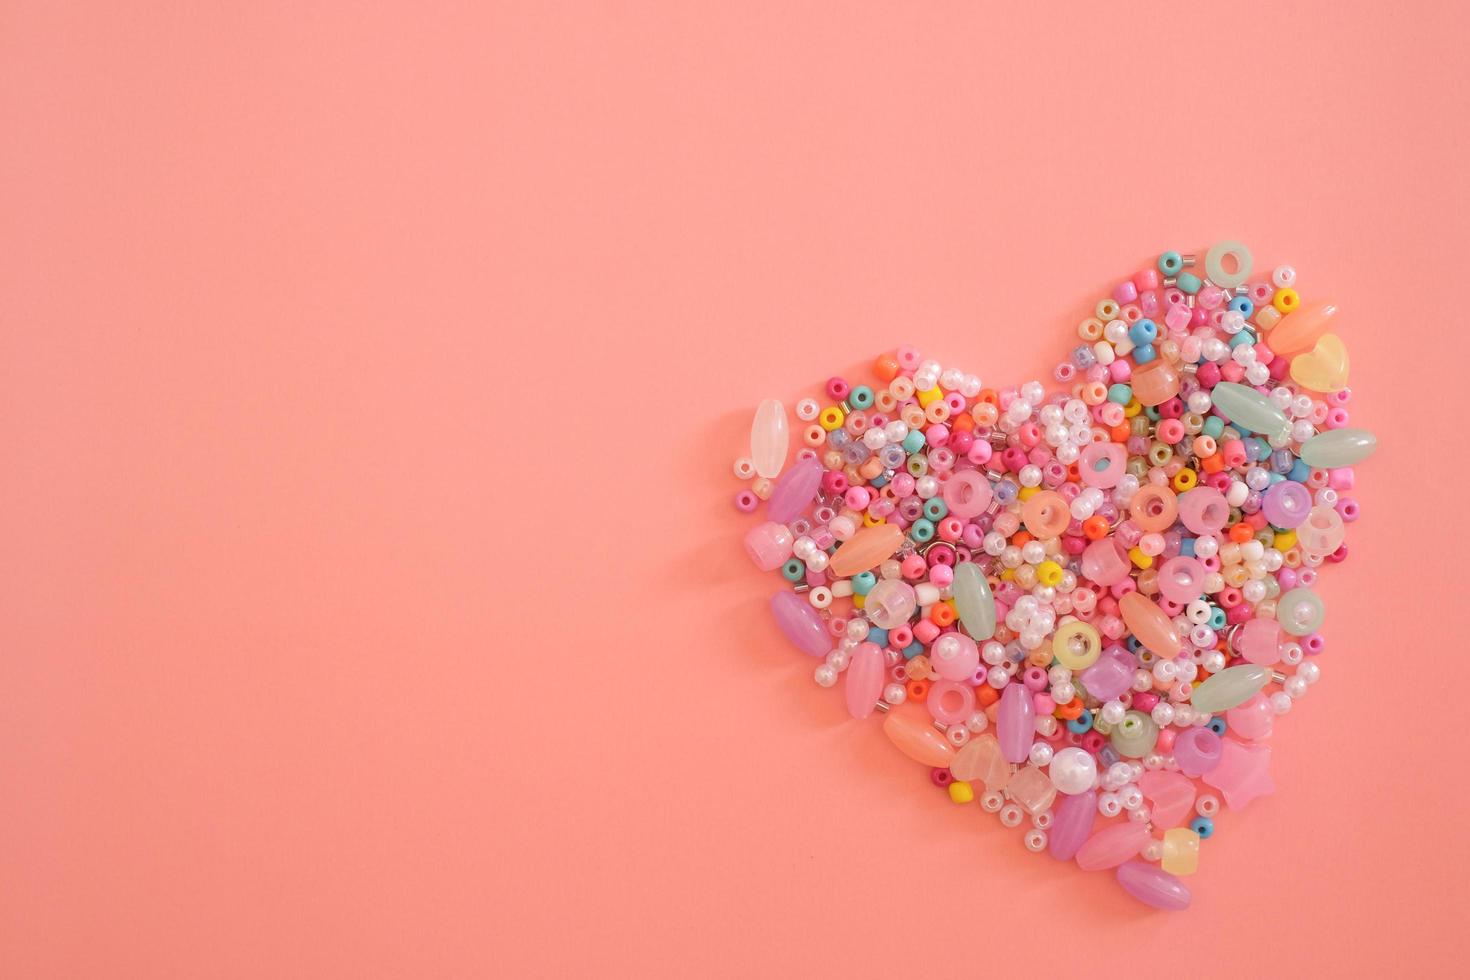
[731,243,1377,911]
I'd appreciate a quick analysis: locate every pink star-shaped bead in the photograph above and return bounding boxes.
[1202,738,1274,810]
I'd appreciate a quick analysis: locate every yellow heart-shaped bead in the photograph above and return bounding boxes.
[1289,333,1349,392]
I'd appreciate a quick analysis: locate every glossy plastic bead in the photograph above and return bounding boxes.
[1268,300,1337,355]
[830,523,905,577]
[949,733,1010,789]
[951,561,996,640]
[997,681,1036,764]
[1204,240,1252,289]
[1110,710,1159,759]
[1209,382,1290,440]
[1277,587,1326,636]
[1120,592,1181,658]
[750,398,789,478]
[1053,621,1102,670]
[1077,821,1152,871]
[1290,334,1349,393]
[766,455,823,523]
[1116,861,1191,910]
[864,578,916,629]
[883,708,956,767]
[1172,727,1223,777]
[844,642,885,719]
[1191,664,1271,714]
[1299,427,1377,468]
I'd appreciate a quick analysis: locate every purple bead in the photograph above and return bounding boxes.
[1116,861,1191,911]
[1048,789,1096,861]
[1172,727,1223,777]
[1080,652,1133,701]
[769,591,829,657]
[1261,479,1311,529]
[997,682,1035,764]
[767,456,823,523]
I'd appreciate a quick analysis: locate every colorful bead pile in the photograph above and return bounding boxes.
[732,243,1375,911]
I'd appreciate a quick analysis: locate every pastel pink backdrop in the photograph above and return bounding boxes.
[2,2,1466,977]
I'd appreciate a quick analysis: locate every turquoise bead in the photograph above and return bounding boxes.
[1066,709,1094,734]
[849,385,874,410]
[867,625,889,647]
[1158,251,1183,275]
[852,571,877,596]
[902,430,926,453]
[909,518,935,542]
[1176,271,1202,294]
[922,497,948,521]
[1128,319,1158,345]
[1299,428,1378,468]
[1108,383,1133,404]
[1190,817,1214,839]
[1202,416,1225,439]
[780,558,805,582]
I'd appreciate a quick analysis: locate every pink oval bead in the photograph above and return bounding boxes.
[1076,820,1153,871]
[883,708,957,768]
[1120,591,1182,659]
[997,682,1035,764]
[829,523,905,577]
[1116,861,1191,911]
[844,642,885,719]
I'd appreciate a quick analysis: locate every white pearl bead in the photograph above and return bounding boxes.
[1049,747,1098,795]
[814,664,838,688]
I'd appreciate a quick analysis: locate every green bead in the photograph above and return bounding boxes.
[1210,382,1290,440]
[951,561,996,640]
[1299,428,1377,468]
[1191,664,1270,714]
[1111,711,1159,758]
[1158,251,1183,276]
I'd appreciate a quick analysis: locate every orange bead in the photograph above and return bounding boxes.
[951,412,975,433]
[1055,700,1084,720]
[977,685,1000,708]
[873,354,900,382]
[1011,530,1034,547]
[1066,462,1081,483]
[1083,515,1110,540]
[976,388,999,406]
[1229,523,1254,543]
[1199,452,1225,474]
[906,679,930,701]
[1110,422,1131,442]
[931,603,957,627]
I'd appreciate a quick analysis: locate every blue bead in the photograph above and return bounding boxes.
[1180,538,1196,557]
[867,626,889,647]
[1129,319,1158,346]
[1289,460,1312,483]
[1190,817,1215,839]
[1066,710,1094,734]
[852,571,877,596]
[1133,344,1156,365]
[902,640,924,660]
[869,473,889,489]
[1228,296,1254,316]
[1207,716,1228,735]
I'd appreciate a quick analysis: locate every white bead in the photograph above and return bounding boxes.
[1049,747,1098,795]
[814,664,838,687]
[883,683,907,706]
[1029,742,1055,767]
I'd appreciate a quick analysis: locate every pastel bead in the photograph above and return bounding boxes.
[1204,240,1252,289]
[1268,299,1337,355]
[864,578,917,629]
[1262,479,1312,529]
[1079,442,1127,488]
[1277,587,1326,636]
[1007,764,1057,816]
[1289,333,1349,393]
[1120,592,1182,658]
[941,469,993,518]
[1080,652,1134,701]
[1236,617,1281,666]
[1156,556,1206,604]
[1138,770,1196,828]
[745,521,794,571]
[931,631,980,681]
[1191,664,1270,714]
[1178,486,1230,534]
[1172,727,1223,777]
[1299,427,1378,468]
[750,398,789,478]
[766,455,823,523]
[1161,828,1200,876]
[1081,537,1132,587]
[1048,746,1098,795]
[997,681,1035,764]
[1076,821,1152,871]
[830,523,904,576]
[949,733,1010,789]
[1021,490,1071,539]
[1116,861,1192,911]
[1226,693,1275,740]
[1129,485,1178,532]
[1053,620,1102,670]
[770,590,831,657]
[951,561,997,640]
[1130,358,1180,407]
[883,708,956,768]
[1209,382,1290,440]
[1048,788,1097,861]
[844,641,885,719]
[1296,505,1345,556]
[1110,710,1158,758]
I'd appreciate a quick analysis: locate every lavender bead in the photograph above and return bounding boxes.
[770,591,829,657]
[1116,861,1192,911]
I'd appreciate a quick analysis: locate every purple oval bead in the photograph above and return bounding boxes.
[1116,860,1192,911]
[997,682,1035,764]
[767,456,824,524]
[770,590,829,657]
[1048,788,1096,861]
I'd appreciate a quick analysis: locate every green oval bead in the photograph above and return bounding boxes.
[1191,664,1270,714]
[951,561,996,640]
[1209,382,1290,440]
[1299,428,1377,468]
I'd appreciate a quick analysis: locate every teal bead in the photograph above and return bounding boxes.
[1202,416,1225,439]
[852,571,877,596]
[780,558,805,582]
[849,385,875,410]
[1208,606,1226,630]
[1227,328,1256,348]
[909,518,935,543]
[1158,251,1183,275]
[1209,382,1290,440]
[1108,383,1133,404]
[1176,271,1202,294]
[923,497,948,521]
[1299,428,1378,468]
[902,430,926,453]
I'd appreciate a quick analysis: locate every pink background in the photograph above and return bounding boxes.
[2,2,1466,976]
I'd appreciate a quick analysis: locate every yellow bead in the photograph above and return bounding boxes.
[1123,398,1142,418]
[948,780,975,804]
[1289,333,1349,393]
[916,385,943,407]
[1036,560,1064,587]
[1274,529,1298,551]
[1128,547,1153,569]
[819,406,846,431]
[1272,287,1300,314]
[1017,486,1040,502]
[1053,620,1101,670]
[1162,827,1200,876]
[851,594,865,610]
[1171,468,1198,492]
